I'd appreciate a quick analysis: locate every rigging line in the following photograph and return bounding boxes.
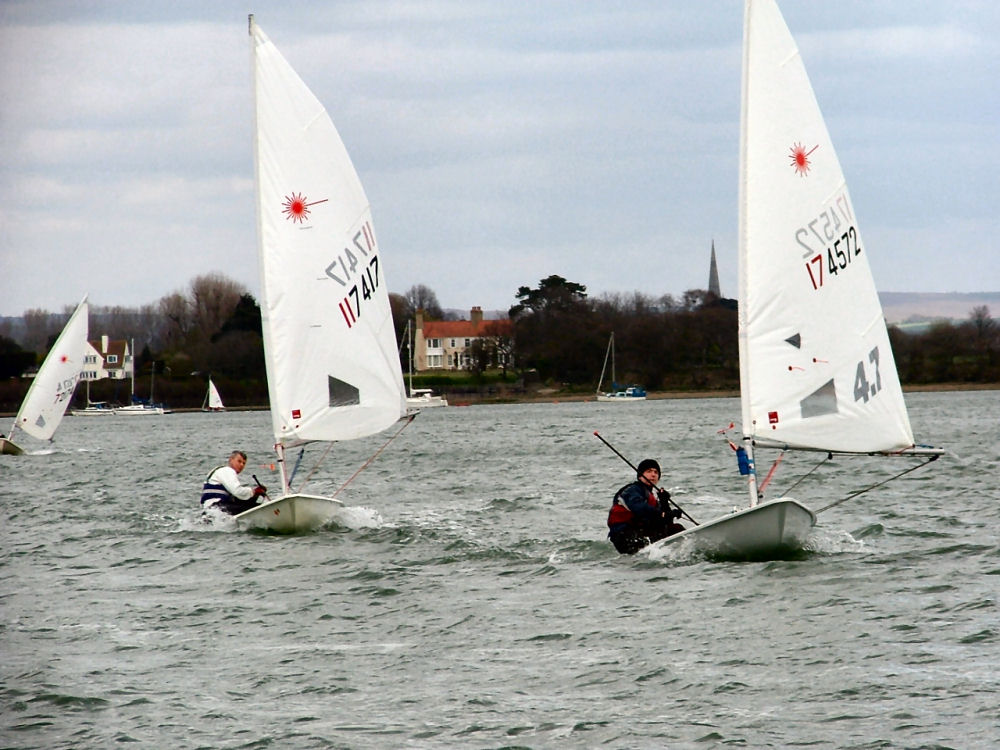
[288,447,306,488]
[332,414,417,500]
[758,451,785,494]
[776,453,833,499]
[815,456,940,514]
[296,442,334,493]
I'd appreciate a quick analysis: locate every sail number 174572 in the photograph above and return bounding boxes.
[805,225,861,291]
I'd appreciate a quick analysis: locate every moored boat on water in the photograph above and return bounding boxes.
[71,402,114,416]
[402,320,447,412]
[407,388,448,410]
[595,332,646,402]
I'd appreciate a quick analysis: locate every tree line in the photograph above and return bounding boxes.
[509,275,1000,390]
[0,273,997,412]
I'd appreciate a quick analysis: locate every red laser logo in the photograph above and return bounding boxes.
[789,142,818,176]
[281,192,328,223]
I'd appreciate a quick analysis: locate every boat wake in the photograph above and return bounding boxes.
[329,505,384,530]
[176,508,239,533]
[173,503,385,534]
[641,523,868,564]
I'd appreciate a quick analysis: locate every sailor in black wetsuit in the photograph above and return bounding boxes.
[607,458,684,554]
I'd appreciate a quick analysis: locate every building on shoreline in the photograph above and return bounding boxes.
[413,306,513,371]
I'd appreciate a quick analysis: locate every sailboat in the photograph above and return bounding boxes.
[71,380,114,416]
[233,17,407,532]
[651,0,942,558]
[596,332,646,402]
[403,320,447,411]
[1,297,89,455]
[114,339,166,415]
[202,377,225,412]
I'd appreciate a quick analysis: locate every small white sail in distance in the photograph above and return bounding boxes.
[206,378,224,410]
[13,296,89,442]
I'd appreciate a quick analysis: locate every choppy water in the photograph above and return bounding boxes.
[2,391,998,749]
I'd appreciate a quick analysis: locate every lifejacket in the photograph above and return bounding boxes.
[200,466,233,507]
[607,482,657,528]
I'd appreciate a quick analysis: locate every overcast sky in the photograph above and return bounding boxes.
[1,1,997,317]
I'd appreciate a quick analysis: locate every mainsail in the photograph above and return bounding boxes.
[738,0,915,455]
[14,297,89,441]
[251,19,406,451]
[206,378,224,410]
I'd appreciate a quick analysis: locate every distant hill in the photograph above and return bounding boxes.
[878,292,1000,325]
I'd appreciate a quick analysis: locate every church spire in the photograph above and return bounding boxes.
[708,239,721,297]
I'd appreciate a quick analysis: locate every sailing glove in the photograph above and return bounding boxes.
[253,485,268,497]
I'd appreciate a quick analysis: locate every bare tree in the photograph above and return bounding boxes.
[158,292,192,350]
[189,273,247,342]
[21,309,59,354]
[405,284,444,320]
[969,305,997,340]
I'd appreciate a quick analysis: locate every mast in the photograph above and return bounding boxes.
[408,319,414,395]
[597,332,613,394]
[738,0,756,508]
[610,333,616,388]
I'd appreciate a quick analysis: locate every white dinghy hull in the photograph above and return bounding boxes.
[654,499,816,559]
[234,493,343,534]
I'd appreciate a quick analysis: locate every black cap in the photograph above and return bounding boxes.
[636,458,660,477]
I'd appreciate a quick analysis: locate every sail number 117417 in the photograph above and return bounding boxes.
[323,221,382,329]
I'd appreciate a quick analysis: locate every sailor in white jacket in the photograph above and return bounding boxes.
[200,450,267,515]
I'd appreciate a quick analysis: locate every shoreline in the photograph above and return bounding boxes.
[504,381,999,405]
[5,382,996,418]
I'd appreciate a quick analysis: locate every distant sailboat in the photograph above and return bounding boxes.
[404,320,447,412]
[71,380,113,416]
[595,333,646,402]
[645,0,942,558]
[202,378,225,412]
[232,17,407,532]
[114,339,166,415]
[2,297,89,455]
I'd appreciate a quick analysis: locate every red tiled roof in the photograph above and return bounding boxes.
[423,319,511,337]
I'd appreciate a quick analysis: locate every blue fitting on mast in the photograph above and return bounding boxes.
[736,446,754,476]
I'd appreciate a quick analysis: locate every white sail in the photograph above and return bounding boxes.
[738,0,914,455]
[14,297,89,441]
[206,378,224,410]
[251,19,406,449]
